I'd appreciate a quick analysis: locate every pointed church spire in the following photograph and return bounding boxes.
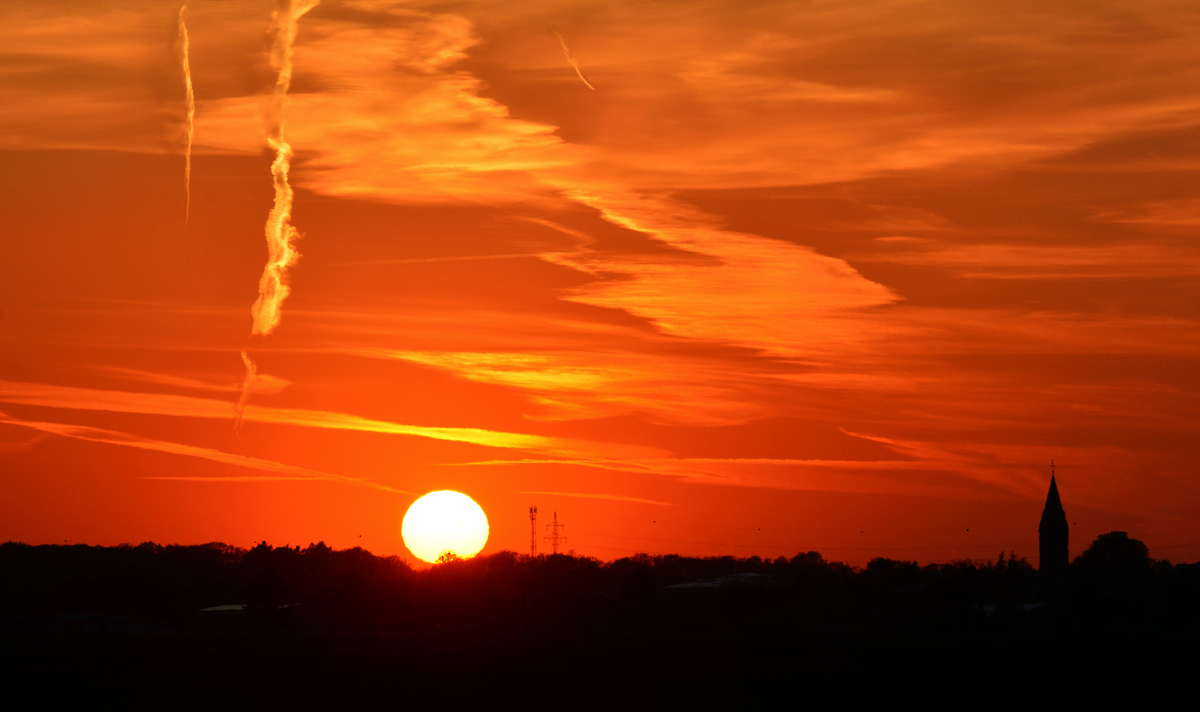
[1039,462,1069,576]
[1044,474,1063,515]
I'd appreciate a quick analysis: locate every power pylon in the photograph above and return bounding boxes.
[529,506,538,556]
[544,511,566,555]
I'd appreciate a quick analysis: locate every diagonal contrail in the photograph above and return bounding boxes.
[234,349,257,428]
[553,30,596,90]
[179,4,195,225]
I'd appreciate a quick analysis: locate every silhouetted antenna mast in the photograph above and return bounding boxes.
[529,506,538,557]
[544,511,566,555]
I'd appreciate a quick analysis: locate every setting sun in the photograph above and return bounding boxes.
[1,0,1196,701]
[402,491,489,563]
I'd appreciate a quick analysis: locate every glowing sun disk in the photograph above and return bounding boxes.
[402,490,489,563]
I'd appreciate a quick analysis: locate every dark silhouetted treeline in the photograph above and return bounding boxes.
[2,533,1198,708]
[2,531,1196,642]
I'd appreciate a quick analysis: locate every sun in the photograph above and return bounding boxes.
[402,490,489,563]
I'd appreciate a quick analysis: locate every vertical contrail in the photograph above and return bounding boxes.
[553,30,595,90]
[238,0,319,428]
[179,5,195,225]
[251,0,319,337]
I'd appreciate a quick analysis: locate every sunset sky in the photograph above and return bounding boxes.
[2,0,1198,565]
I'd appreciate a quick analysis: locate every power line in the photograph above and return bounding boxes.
[544,511,566,555]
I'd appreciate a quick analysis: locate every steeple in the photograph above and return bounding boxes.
[1043,475,1064,518]
[1038,462,1069,576]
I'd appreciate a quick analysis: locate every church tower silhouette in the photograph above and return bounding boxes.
[1038,463,1069,576]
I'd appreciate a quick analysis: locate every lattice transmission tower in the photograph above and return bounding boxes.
[544,511,567,555]
[529,506,538,556]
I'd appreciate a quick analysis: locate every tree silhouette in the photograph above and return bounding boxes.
[1072,531,1165,604]
[1074,531,1151,573]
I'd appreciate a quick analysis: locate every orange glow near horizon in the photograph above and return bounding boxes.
[1,0,1198,567]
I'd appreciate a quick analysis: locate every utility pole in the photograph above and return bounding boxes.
[544,511,566,555]
[529,506,538,557]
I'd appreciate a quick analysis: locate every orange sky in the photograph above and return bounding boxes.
[2,0,1198,566]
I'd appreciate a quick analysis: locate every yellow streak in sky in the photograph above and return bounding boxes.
[0,412,405,493]
[179,5,194,225]
[0,381,578,454]
[251,0,320,336]
[553,30,595,91]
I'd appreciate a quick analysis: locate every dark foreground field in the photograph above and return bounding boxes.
[2,536,1197,709]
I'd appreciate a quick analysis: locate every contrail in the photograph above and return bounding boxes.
[553,30,595,90]
[252,0,319,337]
[234,349,257,428]
[179,4,194,225]
[239,0,318,427]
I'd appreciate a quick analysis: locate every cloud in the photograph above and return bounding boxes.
[95,366,292,396]
[855,240,1200,280]
[0,410,406,492]
[6,0,1200,196]
[518,490,669,506]
[1096,199,1200,228]
[409,0,1200,191]
[543,192,899,359]
[456,456,985,498]
[385,348,767,425]
[0,380,659,458]
[0,0,271,153]
[194,6,573,203]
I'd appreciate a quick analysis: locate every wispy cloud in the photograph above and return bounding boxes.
[451,456,982,498]
[385,348,765,425]
[518,490,670,506]
[333,252,560,267]
[95,366,291,396]
[0,410,406,492]
[194,7,571,203]
[855,240,1200,280]
[543,192,899,359]
[0,380,659,458]
[1096,199,1200,228]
